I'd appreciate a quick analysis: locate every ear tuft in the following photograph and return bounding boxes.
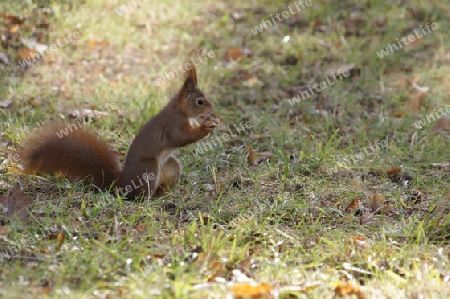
[184,62,197,87]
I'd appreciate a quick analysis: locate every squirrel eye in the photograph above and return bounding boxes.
[196,98,204,105]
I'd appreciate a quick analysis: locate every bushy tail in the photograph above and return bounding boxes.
[21,123,122,189]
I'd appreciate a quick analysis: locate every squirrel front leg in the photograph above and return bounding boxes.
[174,119,218,147]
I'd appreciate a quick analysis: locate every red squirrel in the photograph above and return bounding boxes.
[21,62,219,200]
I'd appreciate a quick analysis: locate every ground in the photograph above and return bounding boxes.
[0,0,449,298]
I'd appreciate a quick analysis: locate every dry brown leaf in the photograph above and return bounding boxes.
[248,147,255,165]
[41,284,51,295]
[369,193,386,213]
[135,224,147,233]
[335,282,364,298]
[407,82,429,112]
[345,197,361,213]
[390,111,407,118]
[225,48,243,61]
[0,226,11,236]
[231,283,271,299]
[88,39,109,49]
[0,13,25,24]
[385,166,402,178]
[17,48,37,60]
[369,167,404,180]
[56,232,65,250]
[117,286,126,295]
[207,258,227,282]
[349,236,366,248]
[0,184,32,223]
[9,24,20,33]
[432,115,450,133]
[407,91,427,112]
[7,166,24,175]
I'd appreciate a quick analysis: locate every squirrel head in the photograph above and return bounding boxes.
[176,62,216,124]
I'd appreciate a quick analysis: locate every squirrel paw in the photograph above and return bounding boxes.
[202,117,220,130]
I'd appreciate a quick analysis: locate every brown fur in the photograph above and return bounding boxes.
[21,61,217,200]
[21,123,121,188]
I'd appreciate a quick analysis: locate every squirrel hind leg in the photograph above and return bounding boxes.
[154,155,181,197]
[121,160,161,200]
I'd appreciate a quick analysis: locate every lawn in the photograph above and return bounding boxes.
[0,0,449,298]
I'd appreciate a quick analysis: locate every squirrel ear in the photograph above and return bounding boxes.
[183,77,196,94]
[184,62,197,88]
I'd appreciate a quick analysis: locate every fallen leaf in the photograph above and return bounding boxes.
[17,48,37,60]
[231,283,271,299]
[335,282,364,298]
[345,197,362,213]
[432,115,450,133]
[135,224,147,233]
[56,232,65,250]
[407,91,427,112]
[0,226,11,236]
[9,24,21,33]
[0,184,32,223]
[385,166,402,178]
[225,48,242,61]
[0,13,25,24]
[247,147,255,165]
[390,111,407,118]
[350,236,365,246]
[407,82,429,112]
[369,167,410,183]
[7,166,24,175]
[369,193,386,213]
[41,281,51,294]
[88,39,109,49]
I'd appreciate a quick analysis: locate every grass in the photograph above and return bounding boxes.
[1,0,450,297]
